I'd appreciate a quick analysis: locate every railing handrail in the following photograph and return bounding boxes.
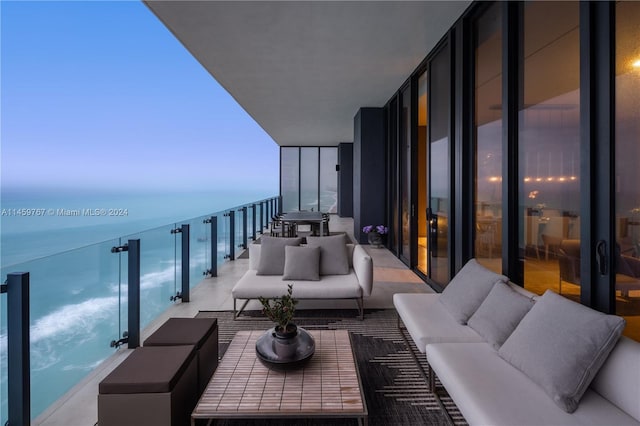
[1,195,279,269]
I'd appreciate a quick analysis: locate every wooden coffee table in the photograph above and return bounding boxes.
[192,329,367,425]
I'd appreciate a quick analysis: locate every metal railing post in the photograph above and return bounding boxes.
[224,210,235,261]
[3,272,30,426]
[259,202,264,234]
[169,225,190,302]
[278,195,283,215]
[238,206,247,250]
[203,216,217,277]
[251,204,257,241]
[181,224,190,302]
[127,239,141,349]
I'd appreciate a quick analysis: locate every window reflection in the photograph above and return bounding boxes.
[319,148,338,213]
[280,147,338,214]
[474,3,502,274]
[281,147,300,212]
[418,71,428,275]
[519,2,581,299]
[615,1,640,341]
[300,148,319,211]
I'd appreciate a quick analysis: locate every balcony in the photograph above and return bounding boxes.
[1,201,429,425]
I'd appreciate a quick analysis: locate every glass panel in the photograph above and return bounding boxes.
[124,224,176,330]
[519,2,580,298]
[429,44,451,285]
[319,148,338,213]
[417,71,429,274]
[188,215,211,288]
[300,148,319,211]
[474,3,503,274]
[281,147,300,212]
[400,86,412,263]
[0,239,120,421]
[615,0,640,342]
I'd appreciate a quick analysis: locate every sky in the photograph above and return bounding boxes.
[0,0,280,194]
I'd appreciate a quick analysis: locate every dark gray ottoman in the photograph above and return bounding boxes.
[143,317,218,395]
[98,345,197,426]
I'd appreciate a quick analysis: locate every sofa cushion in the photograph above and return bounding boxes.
[393,293,484,353]
[282,246,320,281]
[257,236,303,275]
[498,290,626,413]
[439,259,508,324]
[232,270,362,299]
[467,281,535,350]
[306,234,349,275]
[99,345,196,394]
[427,342,639,426]
[590,337,640,422]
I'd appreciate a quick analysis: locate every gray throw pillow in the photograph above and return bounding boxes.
[439,259,508,324]
[257,236,303,275]
[498,290,626,413]
[305,234,349,275]
[282,246,320,281]
[467,282,535,350]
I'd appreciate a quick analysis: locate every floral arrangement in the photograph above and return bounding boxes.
[258,284,298,332]
[362,225,388,234]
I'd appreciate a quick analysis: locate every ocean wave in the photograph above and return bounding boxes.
[30,296,119,344]
[62,358,105,372]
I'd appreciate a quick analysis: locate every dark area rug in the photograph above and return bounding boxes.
[195,309,466,426]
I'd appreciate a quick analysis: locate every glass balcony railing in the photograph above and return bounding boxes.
[0,195,279,423]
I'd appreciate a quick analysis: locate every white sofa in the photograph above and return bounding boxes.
[232,242,373,319]
[394,260,640,426]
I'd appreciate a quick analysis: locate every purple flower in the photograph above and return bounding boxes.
[362,224,387,234]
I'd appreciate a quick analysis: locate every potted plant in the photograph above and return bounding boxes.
[256,284,316,366]
[362,224,388,248]
[258,283,299,338]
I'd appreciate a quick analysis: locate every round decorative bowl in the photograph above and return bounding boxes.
[255,326,315,371]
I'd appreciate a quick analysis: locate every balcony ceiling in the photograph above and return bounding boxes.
[145,1,471,146]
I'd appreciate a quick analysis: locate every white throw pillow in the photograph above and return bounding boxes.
[439,259,508,324]
[467,282,535,350]
[282,246,320,281]
[306,234,349,275]
[257,236,303,275]
[498,290,626,413]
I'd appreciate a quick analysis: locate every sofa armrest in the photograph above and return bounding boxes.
[249,244,261,270]
[353,245,373,296]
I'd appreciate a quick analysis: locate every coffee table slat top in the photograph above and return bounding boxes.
[192,329,366,420]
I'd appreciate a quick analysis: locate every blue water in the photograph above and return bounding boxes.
[0,188,274,422]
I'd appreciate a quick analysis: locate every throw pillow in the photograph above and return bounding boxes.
[467,281,535,350]
[257,236,303,275]
[282,246,320,281]
[305,234,349,275]
[498,290,626,413]
[438,258,508,324]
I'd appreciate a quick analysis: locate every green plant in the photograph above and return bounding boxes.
[258,284,298,331]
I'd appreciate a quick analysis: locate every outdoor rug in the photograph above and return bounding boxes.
[195,309,466,426]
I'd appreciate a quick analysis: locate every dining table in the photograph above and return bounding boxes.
[281,211,326,236]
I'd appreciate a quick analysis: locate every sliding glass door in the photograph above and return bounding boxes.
[519,1,581,299]
[280,147,338,213]
[614,1,640,341]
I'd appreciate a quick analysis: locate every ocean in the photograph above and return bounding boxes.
[0,188,274,422]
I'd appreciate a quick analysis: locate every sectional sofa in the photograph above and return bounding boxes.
[232,235,373,319]
[394,259,640,426]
